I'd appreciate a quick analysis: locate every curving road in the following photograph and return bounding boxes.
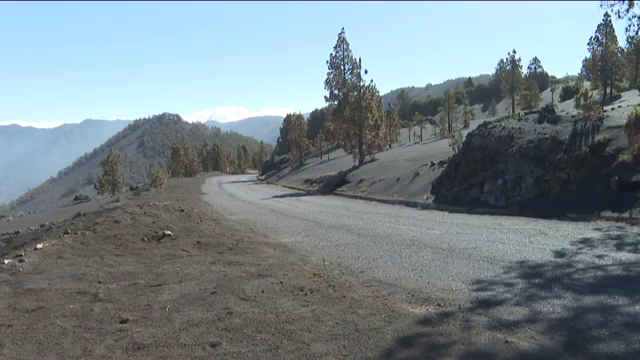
[203,174,640,359]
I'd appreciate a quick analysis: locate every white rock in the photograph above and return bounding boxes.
[162,230,173,237]
[34,243,43,250]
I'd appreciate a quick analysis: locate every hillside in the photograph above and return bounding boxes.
[206,115,283,144]
[2,113,267,213]
[0,119,132,204]
[261,85,640,219]
[381,74,492,106]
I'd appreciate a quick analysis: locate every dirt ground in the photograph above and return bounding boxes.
[0,175,428,360]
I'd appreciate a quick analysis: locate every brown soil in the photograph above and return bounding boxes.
[0,175,417,359]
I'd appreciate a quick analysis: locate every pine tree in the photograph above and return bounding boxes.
[288,113,310,166]
[626,33,640,89]
[461,95,475,128]
[183,143,201,177]
[324,28,385,166]
[168,142,185,177]
[396,89,413,124]
[549,76,559,105]
[587,12,623,99]
[518,78,542,112]
[200,140,212,172]
[252,141,269,172]
[275,114,294,156]
[169,141,200,177]
[366,88,386,159]
[307,107,329,141]
[314,131,327,160]
[236,144,250,173]
[413,112,425,142]
[149,169,168,189]
[324,27,359,154]
[439,88,458,134]
[384,104,401,148]
[487,99,498,117]
[96,149,125,196]
[525,56,550,92]
[501,49,525,115]
[217,144,231,173]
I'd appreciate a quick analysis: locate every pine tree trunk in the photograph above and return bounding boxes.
[635,54,639,89]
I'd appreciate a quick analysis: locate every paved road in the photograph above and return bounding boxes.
[203,175,640,359]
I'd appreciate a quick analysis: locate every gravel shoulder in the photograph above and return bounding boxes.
[0,175,420,359]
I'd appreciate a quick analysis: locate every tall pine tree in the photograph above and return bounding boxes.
[501,49,524,115]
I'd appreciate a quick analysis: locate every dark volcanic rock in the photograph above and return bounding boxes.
[73,194,91,202]
[435,114,609,207]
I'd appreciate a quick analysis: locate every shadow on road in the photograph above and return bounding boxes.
[382,225,640,360]
[223,179,260,184]
[263,192,315,200]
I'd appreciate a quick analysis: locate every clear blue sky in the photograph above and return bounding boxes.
[0,1,627,126]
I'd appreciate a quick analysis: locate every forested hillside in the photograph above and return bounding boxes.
[381,74,492,106]
[3,113,270,212]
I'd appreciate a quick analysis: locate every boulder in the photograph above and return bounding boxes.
[73,194,91,202]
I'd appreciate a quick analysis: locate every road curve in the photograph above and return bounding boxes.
[203,174,640,359]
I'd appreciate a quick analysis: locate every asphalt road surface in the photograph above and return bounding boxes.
[204,174,640,359]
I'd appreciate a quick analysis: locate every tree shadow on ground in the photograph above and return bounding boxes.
[263,192,316,200]
[223,179,259,184]
[382,225,640,360]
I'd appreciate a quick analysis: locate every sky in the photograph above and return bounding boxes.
[0,1,629,128]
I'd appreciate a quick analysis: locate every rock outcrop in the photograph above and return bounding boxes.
[435,112,610,207]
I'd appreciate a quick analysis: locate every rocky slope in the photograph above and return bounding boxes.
[433,95,640,217]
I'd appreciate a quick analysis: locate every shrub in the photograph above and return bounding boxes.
[412,129,421,144]
[559,83,581,102]
[411,168,421,182]
[625,106,640,149]
[449,132,463,154]
[150,169,168,189]
[62,179,82,197]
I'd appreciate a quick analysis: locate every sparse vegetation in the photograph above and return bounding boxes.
[62,178,82,197]
[384,105,401,148]
[149,169,168,189]
[96,149,125,196]
[518,78,542,112]
[288,113,311,167]
[236,144,250,173]
[582,11,624,99]
[439,88,458,134]
[487,99,498,117]
[625,106,640,149]
[559,82,581,102]
[168,141,201,177]
[449,132,463,154]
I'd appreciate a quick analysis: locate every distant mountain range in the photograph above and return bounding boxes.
[0,119,132,205]
[0,115,291,205]
[206,115,284,145]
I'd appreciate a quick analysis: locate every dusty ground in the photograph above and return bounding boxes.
[0,175,431,360]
